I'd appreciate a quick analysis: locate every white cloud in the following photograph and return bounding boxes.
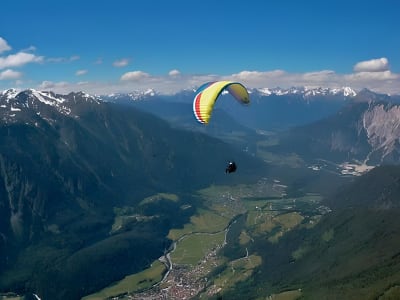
[28,63,400,96]
[76,69,88,76]
[47,55,81,63]
[302,70,336,79]
[5,55,397,96]
[231,70,291,87]
[345,70,398,81]
[120,70,150,81]
[0,69,22,80]
[353,57,389,73]
[235,70,287,79]
[70,55,80,62]
[94,58,103,65]
[38,80,69,90]
[0,37,11,54]
[168,69,181,76]
[47,57,65,63]
[22,46,36,52]
[113,58,130,67]
[0,52,44,69]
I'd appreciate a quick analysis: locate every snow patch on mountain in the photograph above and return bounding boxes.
[107,88,157,101]
[1,88,19,102]
[252,86,357,98]
[343,87,357,97]
[29,89,66,105]
[0,89,101,124]
[104,86,358,101]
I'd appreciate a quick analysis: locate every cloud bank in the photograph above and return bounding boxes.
[0,69,21,80]
[120,71,150,81]
[0,37,11,54]
[0,52,43,69]
[76,70,88,76]
[33,59,400,96]
[0,36,399,96]
[353,57,389,72]
[113,58,130,67]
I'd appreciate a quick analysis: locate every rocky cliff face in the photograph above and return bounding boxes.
[0,156,37,242]
[363,103,400,163]
[274,99,400,166]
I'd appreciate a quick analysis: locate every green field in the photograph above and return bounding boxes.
[168,208,230,240]
[0,295,23,300]
[197,254,262,298]
[171,232,226,265]
[256,139,304,168]
[139,193,179,206]
[82,260,166,300]
[268,289,302,300]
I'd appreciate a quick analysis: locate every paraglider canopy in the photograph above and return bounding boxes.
[225,161,237,174]
[193,81,250,124]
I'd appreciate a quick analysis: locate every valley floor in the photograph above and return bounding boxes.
[82,178,326,300]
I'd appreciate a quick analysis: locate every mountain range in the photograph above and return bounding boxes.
[270,99,400,166]
[102,86,400,167]
[104,86,360,131]
[0,89,265,299]
[103,86,400,133]
[2,86,400,299]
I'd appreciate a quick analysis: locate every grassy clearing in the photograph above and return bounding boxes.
[243,198,276,209]
[247,210,304,239]
[81,260,166,300]
[0,296,23,300]
[197,184,234,198]
[139,193,179,206]
[268,289,302,300]
[379,285,400,299]
[292,245,310,260]
[170,232,225,265]
[199,182,281,203]
[168,209,229,240]
[268,212,304,243]
[211,255,262,291]
[239,230,252,245]
[256,143,304,168]
[110,213,155,234]
[275,212,304,229]
[321,228,334,242]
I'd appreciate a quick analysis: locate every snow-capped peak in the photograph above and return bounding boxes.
[343,87,357,97]
[28,89,67,105]
[254,86,357,98]
[0,89,103,124]
[1,88,20,102]
[254,88,272,96]
[106,89,157,101]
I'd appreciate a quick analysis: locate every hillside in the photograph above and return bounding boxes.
[263,98,400,167]
[106,87,357,132]
[218,165,400,299]
[291,165,400,299]
[0,90,266,299]
[3,88,400,299]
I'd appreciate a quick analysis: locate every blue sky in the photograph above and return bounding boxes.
[1,0,399,95]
